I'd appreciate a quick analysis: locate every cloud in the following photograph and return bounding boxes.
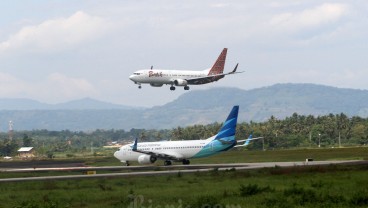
[0,72,97,103]
[0,73,28,96]
[47,73,95,92]
[0,11,111,54]
[270,3,349,32]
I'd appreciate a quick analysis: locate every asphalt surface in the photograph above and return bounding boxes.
[0,160,364,182]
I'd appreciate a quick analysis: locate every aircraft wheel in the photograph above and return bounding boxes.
[125,162,130,166]
[138,85,142,89]
[184,86,190,90]
[182,159,190,165]
[164,160,172,166]
[170,86,176,91]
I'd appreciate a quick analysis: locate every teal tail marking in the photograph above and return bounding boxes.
[244,134,252,145]
[192,106,239,158]
[215,105,239,141]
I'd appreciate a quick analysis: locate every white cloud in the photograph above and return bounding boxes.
[0,11,111,54]
[41,73,97,102]
[0,72,97,103]
[0,72,28,96]
[270,3,349,32]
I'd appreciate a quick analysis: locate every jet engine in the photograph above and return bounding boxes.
[150,83,163,87]
[137,155,157,164]
[174,79,188,86]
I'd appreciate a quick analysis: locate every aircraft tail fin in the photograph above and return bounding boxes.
[132,138,138,151]
[214,105,239,141]
[244,134,252,145]
[208,48,227,76]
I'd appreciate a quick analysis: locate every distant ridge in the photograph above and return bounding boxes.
[0,97,137,110]
[1,83,368,131]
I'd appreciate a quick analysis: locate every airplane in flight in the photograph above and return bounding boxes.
[114,106,257,166]
[129,48,242,91]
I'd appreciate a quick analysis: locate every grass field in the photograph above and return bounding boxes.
[0,147,367,208]
[0,163,368,208]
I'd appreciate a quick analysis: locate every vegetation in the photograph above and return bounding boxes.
[0,163,367,208]
[1,112,368,158]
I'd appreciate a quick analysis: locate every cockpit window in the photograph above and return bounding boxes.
[134,73,141,75]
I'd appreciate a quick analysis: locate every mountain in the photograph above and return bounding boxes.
[0,98,50,110]
[159,83,368,121]
[1,83,368,131]
[52,98,136,110]
[0,97,136,110]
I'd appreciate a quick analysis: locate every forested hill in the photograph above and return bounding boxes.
[1,83,368,131]
[161,83,368,119]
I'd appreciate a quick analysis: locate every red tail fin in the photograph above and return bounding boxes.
[208,48,227,75]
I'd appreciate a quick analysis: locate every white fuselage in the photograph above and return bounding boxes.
[114,137,221,163]
[113,105,239,165]
[129,69,208,86]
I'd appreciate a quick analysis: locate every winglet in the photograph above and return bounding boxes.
[244,134,252,145]
[132,138,138,151]
[231,63,239,74]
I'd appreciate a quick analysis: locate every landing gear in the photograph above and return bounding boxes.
[125,161,130,166]
[138,85,141,89]
[182,159,190,165]
[184,86,190,90]
[170,86,176,91]
[164,160,172,166]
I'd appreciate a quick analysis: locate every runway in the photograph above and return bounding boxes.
[0,160,364,182]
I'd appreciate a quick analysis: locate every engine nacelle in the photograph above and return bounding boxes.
[174,79,188,86]
[137,155,157,164]
[150,83,163,87]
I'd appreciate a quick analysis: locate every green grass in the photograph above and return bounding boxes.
[0,164,368,208]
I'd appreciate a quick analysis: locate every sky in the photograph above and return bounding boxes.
[0,1,367,107]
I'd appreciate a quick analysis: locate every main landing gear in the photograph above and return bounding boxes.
[164,160,172,166]
[169,85,189,91]
[163,159,190,166]
[182,159,190,165]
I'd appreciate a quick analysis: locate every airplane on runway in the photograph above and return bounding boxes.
[234,134,263,148]
[129,48,243,91]
[114,105,244,166]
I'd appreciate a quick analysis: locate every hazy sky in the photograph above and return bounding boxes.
[0,1,367,107]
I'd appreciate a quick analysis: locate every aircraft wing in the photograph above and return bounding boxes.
[186,63,243,85]
[234,136,263,148]
[131,138,184,161]
[236,137,263,143]
[234,144,248,148]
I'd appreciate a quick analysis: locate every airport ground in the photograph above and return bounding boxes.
[0,147,367,208]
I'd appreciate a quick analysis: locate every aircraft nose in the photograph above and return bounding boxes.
[129,75,136,81]
[113,150,120,159]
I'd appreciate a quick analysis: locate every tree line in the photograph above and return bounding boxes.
[1,112,367,157]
